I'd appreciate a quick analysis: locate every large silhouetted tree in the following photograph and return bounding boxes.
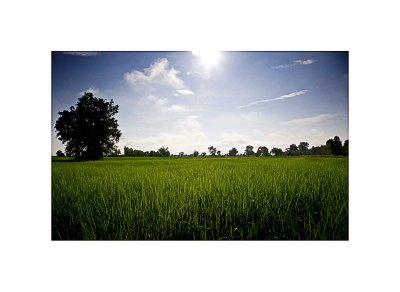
[55,92,121,160]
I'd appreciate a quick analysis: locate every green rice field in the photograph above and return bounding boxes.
[52,156,348,240]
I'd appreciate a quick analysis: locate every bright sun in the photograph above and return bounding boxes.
[192,51,222,69]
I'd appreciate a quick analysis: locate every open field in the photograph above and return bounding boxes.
[52,156,348,240]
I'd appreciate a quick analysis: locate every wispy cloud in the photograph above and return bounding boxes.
[273,59,317,69]
[145,95,187,113]
[176,89,194,96]
[62,52,99,57]
[125,58,184,89]
[236,90,309,110]
[186,70,212,80]
[219,132,249,147]
[283,113,336,126]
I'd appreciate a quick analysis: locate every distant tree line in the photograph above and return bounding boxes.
[56,136,348,158]
[123,146,171,157]
[184,136,348,157]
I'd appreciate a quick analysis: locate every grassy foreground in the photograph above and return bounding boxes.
[52,156,348,240]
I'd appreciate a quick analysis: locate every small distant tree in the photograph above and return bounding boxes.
[208,146,217,156]
[310,145,331,155]
[298,142,309,155]
[158,146,170,157]
[217,150,221,156]
[56,150,65,157]
[343,139,349,156]
[286,144,299,156]
[193,150,199,157]
[228,147,238,156]
[256,146,269,157]
[245,145,254,156]
[179,152,184,157]
[124,146,132,156]
[201,152,206,157]
[148,150,158,157]
[326,136,343,156]
[271,147,283,156]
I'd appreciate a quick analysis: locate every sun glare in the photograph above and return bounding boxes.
[192,50,222,68]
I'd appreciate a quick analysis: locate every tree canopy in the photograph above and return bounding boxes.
[245,145,255,156]
[271,147,283,156]
[55,92,121,160]
[228,147,238,156]
[208,146,217,156]
[326,136,343,156]
[256,146,269,157]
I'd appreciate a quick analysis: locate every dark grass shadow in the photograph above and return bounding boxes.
[52,157,78,163]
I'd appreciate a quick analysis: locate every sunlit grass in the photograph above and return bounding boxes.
[52,156,348,240]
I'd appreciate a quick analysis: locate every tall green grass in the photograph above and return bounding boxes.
[52,157,348,240]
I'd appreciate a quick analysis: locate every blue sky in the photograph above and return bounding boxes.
[52,51,348,155]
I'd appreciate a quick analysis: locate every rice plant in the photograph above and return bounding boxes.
[52,156,348,240]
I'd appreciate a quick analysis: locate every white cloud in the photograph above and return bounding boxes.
[236,90,309,109]
[79,87,102,97]
[272,64,294,69]
[294,59,316,65]
[283,113,336,126]
[176,89,194,96]
[125,115,206,153]
[62,52,99,57]
[239,111,264,123]
[176,115,202,133]
[279,90,309,99]
[273,59,316,69]
[219,132,249,146]
[167,105,187,113]
[145,95,187,113]
[124,58,184,89]
[186,68,215,79]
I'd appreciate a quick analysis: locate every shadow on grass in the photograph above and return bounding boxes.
[52,157,77,163]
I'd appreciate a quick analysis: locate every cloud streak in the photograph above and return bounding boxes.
[236,90,309,110]
[176,89,194,96]
[283,113,336,126]
[273,59,316,69]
